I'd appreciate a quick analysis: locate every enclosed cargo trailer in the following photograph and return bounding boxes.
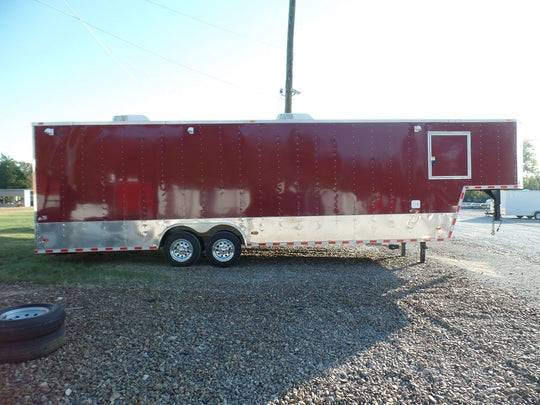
[33,118,520,266]
[500,189,540,219]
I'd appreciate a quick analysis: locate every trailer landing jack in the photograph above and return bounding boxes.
[419,242,427,263]
[389,242,425,262]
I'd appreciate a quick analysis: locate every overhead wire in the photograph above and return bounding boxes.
[142,0,284,50]
[61,0,136,79]
[31,0,263,91]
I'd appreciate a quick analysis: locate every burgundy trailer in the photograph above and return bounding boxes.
[33,117,520,266]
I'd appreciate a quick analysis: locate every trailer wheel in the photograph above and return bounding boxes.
[534,212,540,220]
[206,231,241,267]
[0,325,66,364]
[0,303,65,343]
[164,231,201,266]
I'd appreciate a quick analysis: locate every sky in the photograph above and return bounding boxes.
[1,0,539,163]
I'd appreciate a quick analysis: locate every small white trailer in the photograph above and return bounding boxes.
[500,190,540,219]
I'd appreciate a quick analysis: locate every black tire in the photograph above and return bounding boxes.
[534,212,540,220]
[0,303,65,343]
[206,231,241,267]
[0,325,66,364]
[164,231,201,266]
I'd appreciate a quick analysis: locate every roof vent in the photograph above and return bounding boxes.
[113,115,149,122]
[276,113,313,120]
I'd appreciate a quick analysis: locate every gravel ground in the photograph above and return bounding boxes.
[0,213,539,404]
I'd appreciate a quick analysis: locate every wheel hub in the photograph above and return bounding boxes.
[1,306,50,321]
[212,239,235,262]
[171,240,193,262]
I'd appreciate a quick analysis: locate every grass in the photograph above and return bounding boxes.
[0,208,168,284]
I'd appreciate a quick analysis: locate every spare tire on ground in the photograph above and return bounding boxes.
[0,325,66,363]
[0,303,66,363]
[0,303,65,342]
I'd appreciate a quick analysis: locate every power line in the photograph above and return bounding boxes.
[142,0,283,50]
[62,0,135,79]
[31,0,247,89]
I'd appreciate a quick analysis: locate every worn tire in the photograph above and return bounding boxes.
[0,325,66,364]
[206,231,242,267]
[164,231,201,267]
[0,303,65,343]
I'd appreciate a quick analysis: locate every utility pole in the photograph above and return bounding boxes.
[284,0,296,113]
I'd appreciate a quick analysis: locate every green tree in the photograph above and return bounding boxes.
[0,154,32,189]
[523,139,540,190]
[523,139,539,177]
[524,175,540,190]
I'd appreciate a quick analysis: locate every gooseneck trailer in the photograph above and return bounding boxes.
[33,117,520,266]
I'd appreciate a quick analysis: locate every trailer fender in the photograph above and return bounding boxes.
[160,223,246,247]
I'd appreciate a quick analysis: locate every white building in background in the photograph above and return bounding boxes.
[0,189,33,207]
